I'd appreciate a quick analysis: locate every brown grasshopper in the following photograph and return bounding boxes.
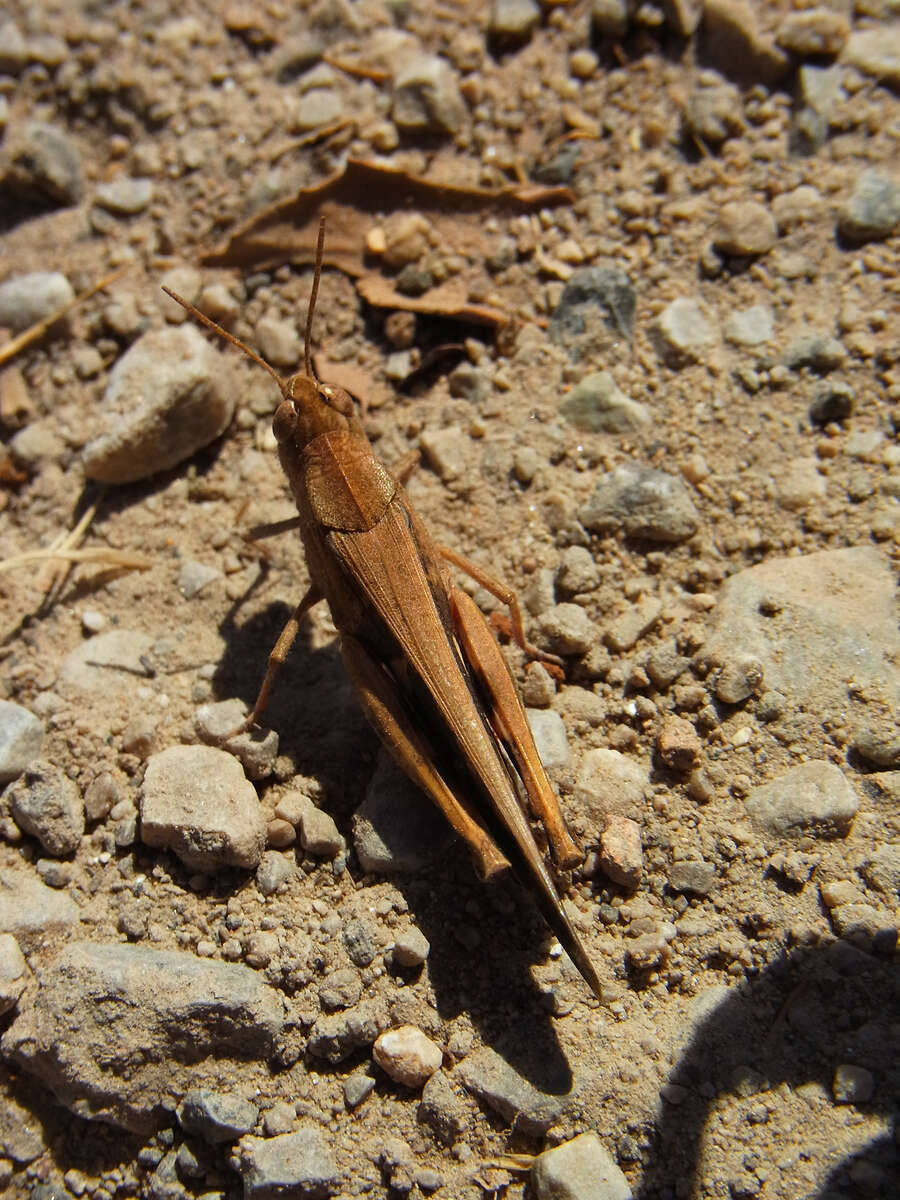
[163,221,603,998]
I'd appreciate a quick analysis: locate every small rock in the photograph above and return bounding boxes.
[580,463,699,543]
[669,859,716,896]
[177,559,222,598]
[419,425,467,483]
[599,817,642,889]
[656,715,701,772]
[574,748,650,826]
[343,1074,376,1109]
[656,297,717,364]
[2,122,84,206]
[488,0,540,41]
[777,457,826,511]
[291,88,343,132]
[592,0,630,38]
[373,1026,443,1088]
[0,867,79,949]
[715,655,764,704]
[809,381,853,425]
[560,371,650,434]
[6,760,84,857]
[605,596,662,653]
[319,968,362,1011]
[238,1127,338,1200]
[307,1001,387,1064]
[448,361,491,405]
[782,333,846,372]
[700,0,790,88]
[178,1088,259,1144]
[0,20,28,74]
[832,1064,874,1105]
[391,926,430,968]
[852,722,900,769]
[418,1070,469,1145]
[455,1046,575,1136]
[744,760,859,838]
[393,54,466,135]
[527,707,571,770]
[299,806,343,858]
[723,305,773,347]
[0,934,29,1015]
[343,917,378,968]
[256,851,295,896]
[684,82,744,146]
[94,177,153,215]
[353,753,454,874]
[140,744,265,870]
[713,201,777,257]
[537,604,598,657]
[530,1131,632,1200]
[841,26,900,90]
[158,267,201,323]
[0,701,45,784]
[0,272,74,334]
[255,315,301,369]
[83,326,235,484]
[557,546,599,597]
[772,184,826,232]
[837,171,900,244]
[776,9,848,58]
[549,266,636,352]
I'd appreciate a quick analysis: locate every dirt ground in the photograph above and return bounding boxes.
[0,1,898,1199]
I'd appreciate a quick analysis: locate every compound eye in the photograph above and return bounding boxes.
[318,383,354,417]
[272,399,299,443]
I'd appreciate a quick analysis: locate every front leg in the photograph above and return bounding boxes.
[239,583,323,732]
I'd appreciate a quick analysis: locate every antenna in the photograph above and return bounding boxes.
[304,216,326,381]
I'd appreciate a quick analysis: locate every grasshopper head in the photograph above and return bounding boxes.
[271,373,362,450]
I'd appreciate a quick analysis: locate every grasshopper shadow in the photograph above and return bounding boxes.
[635,939,899,1199]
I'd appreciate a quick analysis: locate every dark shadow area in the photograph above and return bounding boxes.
[636,939,899,1199]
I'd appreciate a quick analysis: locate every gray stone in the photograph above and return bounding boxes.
[559,372,650,433]
[344,1073,376,1108]
[418,1070,469,1145]
[194,699,279,781]
[0,700,45,784]
[837,171,900,243]
[531,1131,632,1200]
[574,748,650,830]
[832,1064,875,1105]
[343,917,378,967]
[319,967,362,1011]
[605,596,662,653]
[723,305,773,346]
[94,177,153,215]
[860,844,900,897]
[6,759,84,857]
[448,361,491,405]
[0,1093,46,1164]
[592,0,630,38]
[2,122,84,206]
[140,744,266,870]
[0,20,28,74]
[177,559,221,598]
[668,859,716,896]
[797,65,844,120]
[557,546,599,597]
[0,866,80,948]
[419,425,468,483]
[537,603,598,657]
[713,201,777,256]
[782,333,846,371]
[455,1046,577,1136]
[83,326,235,484]
[715,655,764,704]
[353,752,454,874]
[256,851,295,896]
[684,82,744,146]
[299,805,343,858]
[255,315,301,369]
[776,9,848,58]
[489,0,540,40]
[809,381,853,425]
[238,1127,337,1200]
[841,26,900,89]
[580,463,699,543]
[744,761,859,839]
[527,708,571,769]
[852,722,900,768]
[0,933,29,1015]
[291,88,343,133]
[700,0,791,87]
[393,54,466,134]
[178,1088,258,1143]
[549,267,636,352]
[59,629,155,695]
[656,297,717,363]
[0,272,74,334]
[391,926,430,968]
[2,942,284,1132]
[307,1001,387,1064]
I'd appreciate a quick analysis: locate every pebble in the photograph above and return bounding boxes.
[771,184,826,232]
[419,1070,469,1145]
[549,266,636,350]
[0,272,75,334]
[0,933,29,1015]
[655,297,717,363]
[852,721,900,768]
[392,53,466,134]
[307,1000,388,1064]
[419,425,467,483]
[158,266,201,323]
[255,315,301,368]
[344,1073,376,1109]
[723,305,773,347]
[256,850,295,896]
[6,760,84,857]
[580,463,700,543]
[605,596,662,653]
[178,1088,259,1143]
[574,748,650,828]
[343,917,378,967]
[744,761,859,838]
[775,9,848,58]
[177,559,222,598]
[841,26,900,90]
[599,816,642,889]
[488,0,540,41]
[592,0,630,38]
[83,326,235,484]
[0,20,27,73]
[194,699,278,781]
[832,1064,874,1105]
[94,177,153,215]
[668,859,716,896]
[537,603,598,656]
[837,171,900,243]
[0,1093,46,1164]
[319,968,363,1011]
[713,201,777,257]
[527,708,571,769]
[701,0,790,87]
[5,942,284,1133]
[140,744,266,870]
[715,655,764,704]
[3,122,84,206]
[557,546,599,597]
[809,380,853,425]
[0,700,45,785]
[530,1131,632,1200]
[455,1045,576,1136]
[656,715,701,772]
[684,82,744,146]
[0,867,79,948]
[391,926,431,968]
[291,88,343,132]
[783,333,847,373]
[373,1026,443,1088]
[776,457,826,511]
[352,751,454,873]
[299,804,343,858]
[448,362,491,405]
[238,1127,338,1200]
[559,371,650,433]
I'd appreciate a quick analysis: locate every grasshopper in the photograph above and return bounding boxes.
[163,220,603,998]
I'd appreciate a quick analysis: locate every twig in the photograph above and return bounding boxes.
[0,546,153,574]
